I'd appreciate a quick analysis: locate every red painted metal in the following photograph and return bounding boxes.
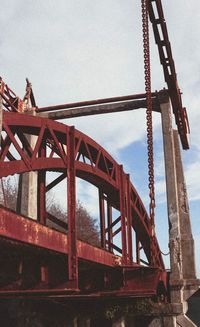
[67,126,78,288]
[0,110,166,297]
[136,235,140,265]
[126,174,133,264]
[0,111,164,270]
[99,189,106,249]
[148,0,190,149]
[107,201,113,253]
[0,0,189,297]
[0,78,24,112]
[119,165,127,265]
[37,141,46,225]
[0,206,117,267]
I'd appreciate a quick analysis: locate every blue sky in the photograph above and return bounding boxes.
[1,1,200,275]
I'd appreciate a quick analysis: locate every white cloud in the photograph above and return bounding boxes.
[185,160,200,201]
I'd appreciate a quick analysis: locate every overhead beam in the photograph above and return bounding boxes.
[0,94,2,137]
[38,98,160,120]
[36,92,158,113]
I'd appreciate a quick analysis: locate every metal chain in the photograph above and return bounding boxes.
[141,0,155,228]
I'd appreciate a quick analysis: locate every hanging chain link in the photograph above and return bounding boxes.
[141,0,155,228]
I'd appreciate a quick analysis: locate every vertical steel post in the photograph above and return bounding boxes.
[40,265,49,286]
[107,200,113,252]
[0,94,3,204]
[67,126,78,288]
[37,143,46,225]
[126,174,133,264]
[136,235,140,264]
[37,140,48,284]
[37,171,46,224]
[0,94,2,142]
[119,165,127,264]
[99,189,106,249]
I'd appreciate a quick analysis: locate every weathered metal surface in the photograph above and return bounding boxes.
[148,0,190,149]
[0,111,164,270]
[40,99,160,120]
[0,206,68,253]
[36,92,158,113]
[99,189,106,249]
[0,75,188,149]
[0,206,117,267]
[119,165,127,264]
[0,98,166,298]
[0,94,2,137]
[67,126,78,287]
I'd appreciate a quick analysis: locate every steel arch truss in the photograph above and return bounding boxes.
[0,111,165,296]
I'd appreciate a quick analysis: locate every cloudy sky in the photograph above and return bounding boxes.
[1,1,200,275]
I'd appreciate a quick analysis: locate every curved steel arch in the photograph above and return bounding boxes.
[0,112,164,274]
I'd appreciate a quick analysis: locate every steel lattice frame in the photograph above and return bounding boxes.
[0,111,166,297]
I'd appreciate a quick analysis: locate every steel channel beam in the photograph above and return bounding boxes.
[67,126,78,287]
[0,206,117,267]
[126,174,133,264]
[99,189,106,249]
[119,165,127,264]
[38,98,160,120]
[36,92,158,113]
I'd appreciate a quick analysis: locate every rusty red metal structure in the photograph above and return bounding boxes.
[0,0,189,301]
[148,0,190,149]
[0,105,165,298]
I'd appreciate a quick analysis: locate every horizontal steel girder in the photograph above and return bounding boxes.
[0,205,118,267]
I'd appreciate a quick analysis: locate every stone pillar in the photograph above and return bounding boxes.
[159,91,199,326]
[173,130,199,302]
[17,110,37,219]
[173,130,196,280]
[160,92,183,304]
